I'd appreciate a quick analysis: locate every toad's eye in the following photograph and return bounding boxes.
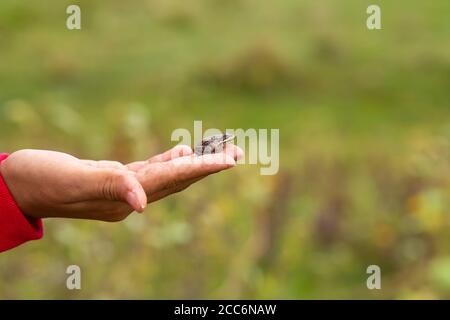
[201,140,212,146]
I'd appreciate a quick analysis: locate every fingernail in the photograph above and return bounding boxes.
[138,194,147,213]
[126,191,140,212]
[225,160,236,167]
[226,157,236,166]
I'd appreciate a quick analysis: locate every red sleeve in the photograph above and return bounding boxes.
[0,153,43,253]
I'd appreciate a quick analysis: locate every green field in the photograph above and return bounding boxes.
[0,0,449,299]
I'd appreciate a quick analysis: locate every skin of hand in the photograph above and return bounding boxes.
[0,145,243,222]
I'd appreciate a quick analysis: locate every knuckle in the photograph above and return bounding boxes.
[99,160,125,169]
[174,145,192,156]
[100,175,114,200]
[111,161,125,169]
[101,171,127,201]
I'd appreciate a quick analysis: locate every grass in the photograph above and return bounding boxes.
[0,0,449,299]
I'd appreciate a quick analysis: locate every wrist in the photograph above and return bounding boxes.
[0,153,43,251]
[0,154,40,219]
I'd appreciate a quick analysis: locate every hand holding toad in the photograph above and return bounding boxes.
[0,144,242,222]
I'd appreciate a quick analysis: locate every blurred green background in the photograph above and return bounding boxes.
[0,0,449,299]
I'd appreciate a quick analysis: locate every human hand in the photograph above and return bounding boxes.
[0,145,242,222]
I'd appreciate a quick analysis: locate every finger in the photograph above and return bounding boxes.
[172,152,236,170]
[127,145,193,171]
[87,168,147,213]
[148,145,193,163]
[123,176,147,213]
[147,175,207,203]
[222,144,244,161]
[137,153,235,195]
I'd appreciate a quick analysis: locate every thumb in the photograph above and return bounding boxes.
[94,169,148,213]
